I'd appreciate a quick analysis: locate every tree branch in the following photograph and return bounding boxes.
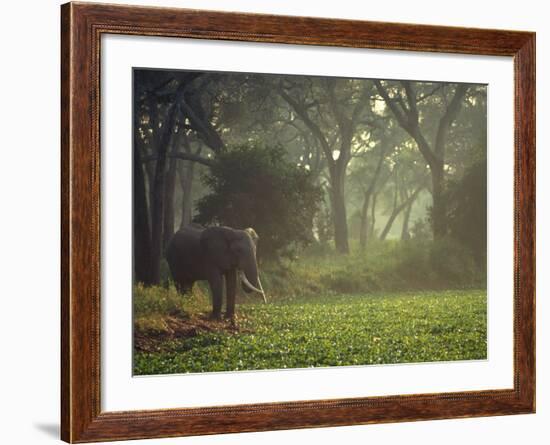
[434,84,469,158]
[374,80,410,132]
[278,86,335,170]
[417,84,444,104]
[401,81,419,125]
[141,151,214,167]
[179,96,225,153]
[375,80,438,169]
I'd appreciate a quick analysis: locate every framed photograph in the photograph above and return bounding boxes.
[61,2,535,442]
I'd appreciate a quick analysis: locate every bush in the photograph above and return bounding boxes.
[410,218,432,241]
[445,159,487,268]
[429,237,481,287]
[256,238,485,301]
[195,144,323,259]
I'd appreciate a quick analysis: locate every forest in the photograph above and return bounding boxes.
[132,69,487,374]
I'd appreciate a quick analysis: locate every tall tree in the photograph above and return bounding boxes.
[162,141,178,250]
[136,72,229,284]
[374,81,468,238]
[279,78,374,253]
[148,87,185,284]
[379,182,424,241]
[133,97,152,285]
[132,70,175,285]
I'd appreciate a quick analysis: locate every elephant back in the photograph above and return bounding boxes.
[166,225,205,269]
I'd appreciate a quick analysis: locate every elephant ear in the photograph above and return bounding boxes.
[200,226,238,271]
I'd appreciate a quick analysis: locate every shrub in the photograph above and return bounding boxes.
[195,144,323,260]
[445,159,487,268]
[256,238,485,301]
[429,237,480,287]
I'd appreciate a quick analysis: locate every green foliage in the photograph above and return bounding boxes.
[258,239,485,301]
[133,283,211,335]
[134,283,187,318]
[152,237,484,305]
[410,217,432,241]
[445,160,487,267]
[195,144,323,259]
[134,290,487,374]
[429,237,479,286]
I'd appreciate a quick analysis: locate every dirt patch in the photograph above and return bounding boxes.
[135,313,252,353]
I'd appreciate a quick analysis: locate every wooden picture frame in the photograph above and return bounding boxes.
[61,2,535,442]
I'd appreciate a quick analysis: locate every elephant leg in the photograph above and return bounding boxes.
[175,280,185,294]
[208,273,224,320]
[225,269,237,320]
[175,278,192,295]
[180,282,194,295]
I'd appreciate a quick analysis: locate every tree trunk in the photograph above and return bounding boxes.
[374,81,467,241]
[179,160,197,229]
[380,184,399,241]
[430,164,447,238]
[133,137,153,285]
[401,200,414,240]
[358,146,386,249]
[162,155,177,249]
[369,192,377,239]
[144,95,160,219]
[329,168,349,254]
[380,186,423,241]
[359,192,371,249]
[149,104,180,285]
[379,212,399,241]
[144,157,155,219]
[278,85,355,255]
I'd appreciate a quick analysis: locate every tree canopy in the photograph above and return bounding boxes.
[132,69,487,286]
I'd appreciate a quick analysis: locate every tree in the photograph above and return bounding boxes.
[133,99,152,285]
[132,70,175,285]
[440,86,487,264]
[278,78,377,253]
[134,71,226,285]
[379,179,425,241]
[374,81,468,238]
[446,160,487,267]
[348,122,407,248]
[379,140,428,240]
[133,69,486,286]
[195,145,323,259]
[148,84,186,285]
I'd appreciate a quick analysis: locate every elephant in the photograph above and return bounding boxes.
[166,224,266,320]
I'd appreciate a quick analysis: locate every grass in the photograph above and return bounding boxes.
[133,287,487,375]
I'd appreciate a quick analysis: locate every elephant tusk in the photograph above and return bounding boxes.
[240,272,266,302]
[240,271,263,293]
[257,276,267,303]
